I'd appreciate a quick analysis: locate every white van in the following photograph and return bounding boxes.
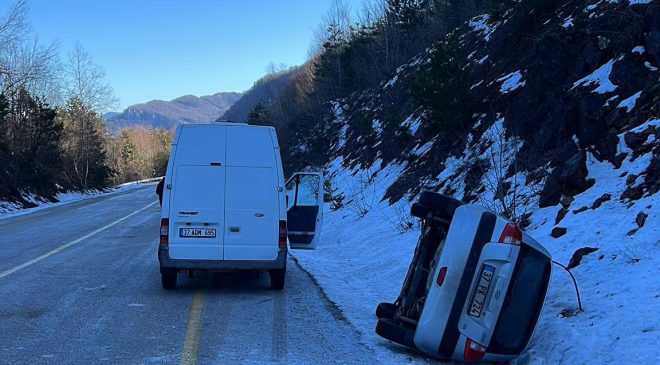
[158,123,323,290]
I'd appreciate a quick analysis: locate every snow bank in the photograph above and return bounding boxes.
[0,178,159,220]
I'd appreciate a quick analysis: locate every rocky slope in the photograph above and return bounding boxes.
[105,92,242,131]
[286,0,658,363]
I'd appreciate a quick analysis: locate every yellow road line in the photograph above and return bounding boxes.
[0,201,158,279]
[180,288,205,365]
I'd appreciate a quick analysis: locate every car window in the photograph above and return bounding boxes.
[490,245,551,354]
[286,174,320,209]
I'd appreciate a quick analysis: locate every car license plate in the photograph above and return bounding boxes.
[468,264,495,317]
[179,228,216,238]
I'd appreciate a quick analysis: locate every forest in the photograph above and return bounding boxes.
[0,1,171,205]
[229,0,505,173]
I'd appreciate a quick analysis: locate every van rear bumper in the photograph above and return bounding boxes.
[158,247,287,271]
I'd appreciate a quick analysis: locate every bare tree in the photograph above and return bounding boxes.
[64,43,117,113]
[0,0,60,104]
[464,121,544,225]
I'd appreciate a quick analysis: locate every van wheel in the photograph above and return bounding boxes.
[270,268,285,290]
[161,269,177,290]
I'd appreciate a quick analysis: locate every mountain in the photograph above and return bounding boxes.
[105,92,242,131]
[219,69,297,123]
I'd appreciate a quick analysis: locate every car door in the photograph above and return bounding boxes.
[285,172,323,249]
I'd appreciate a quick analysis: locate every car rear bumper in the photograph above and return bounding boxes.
[158,246,287,271]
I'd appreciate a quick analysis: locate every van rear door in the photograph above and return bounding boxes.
[168,125,226,260]
[286,172,324,249]
[223,126,280,261]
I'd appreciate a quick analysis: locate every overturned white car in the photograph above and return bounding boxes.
[376,192,551,362]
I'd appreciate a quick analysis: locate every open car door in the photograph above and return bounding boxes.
[285,172,324,249]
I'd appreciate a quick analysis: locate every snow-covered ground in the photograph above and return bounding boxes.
[0,177,160,220]
[294,128,659,363]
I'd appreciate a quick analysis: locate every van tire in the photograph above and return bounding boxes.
[270,268,285,290]
[418,191,462,220]
[161,269,177,290]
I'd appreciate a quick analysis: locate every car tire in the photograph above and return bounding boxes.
[418,191,462,220]
[376,302,397,319]
[375,318,415,347]
[410,202,432,219]
[161,269,177,290]
[270,268,286,290]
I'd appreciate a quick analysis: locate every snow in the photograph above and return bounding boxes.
[470,80,484,90]
[630,117,660,133]
[372,119,383,134]
[413,140,433,156]
[0,179,155,220]
[469,14,498,42]
[572,58,619,94]
[643,61,658,71]
[402,115,421,135]
[294,120,659,363]
[498,70,526,94]
[616,91,642,112]
[632,45,645,54]
[562,17,574,28]
[384,75,398,89]
[584,3,599,12]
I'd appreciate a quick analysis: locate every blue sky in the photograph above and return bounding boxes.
[13,0,358,110]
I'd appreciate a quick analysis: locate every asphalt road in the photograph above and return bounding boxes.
[0,185,376,364]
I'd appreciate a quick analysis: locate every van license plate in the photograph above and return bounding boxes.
[468,264,495,317]
[179,228,216,238]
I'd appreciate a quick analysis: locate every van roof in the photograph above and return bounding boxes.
[179,122,272,128]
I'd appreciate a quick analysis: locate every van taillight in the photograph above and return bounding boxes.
[279,220,287,249]
[498,223,522,245]
[464,338,487,362]
[160,218,169,245]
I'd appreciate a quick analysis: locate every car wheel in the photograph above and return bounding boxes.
[270,268,285,290]
[410,202,432,219]
[161,269,177,290]
[418,191,462,220]
[376,302,397,319]
[375,318,415,347]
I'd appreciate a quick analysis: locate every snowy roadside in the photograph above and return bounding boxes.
[293,148,659,364]
[0,177,161,221]
[292,160,439,364]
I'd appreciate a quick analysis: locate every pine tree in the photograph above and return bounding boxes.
[59,97,112,188]
[9,89,64,195]
[0,94,10,198]
[247,102,271,126]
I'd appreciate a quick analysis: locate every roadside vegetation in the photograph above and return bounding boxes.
[0,1,171,206]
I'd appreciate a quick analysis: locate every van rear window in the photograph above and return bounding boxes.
[489,244,550,355]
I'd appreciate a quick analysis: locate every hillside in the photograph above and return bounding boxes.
[219,68,297,122]
[265,0,659,363]
[105,92,242,131]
